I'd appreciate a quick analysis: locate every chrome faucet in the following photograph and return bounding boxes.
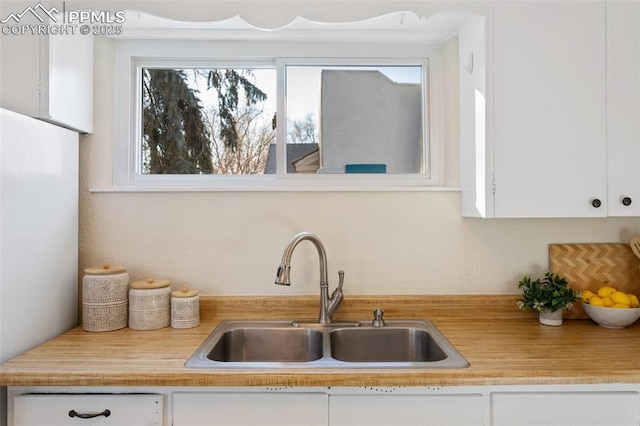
[274,232,345,324]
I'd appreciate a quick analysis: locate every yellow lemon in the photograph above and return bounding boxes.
[581,290,594,303]
[611,291,631,307]
[629,294,639,308]
[613,303,631,309]
[603,297,615,307]
[597,286,617,298]
[589,296,605,306]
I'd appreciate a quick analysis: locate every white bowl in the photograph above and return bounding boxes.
[582,302,640,329]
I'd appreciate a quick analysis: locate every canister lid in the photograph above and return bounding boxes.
[130,278,171,289]
[172,287,199,298]
[84,264,127,275]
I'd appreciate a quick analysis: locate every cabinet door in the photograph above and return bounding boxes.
[0,11,93,133]
[12,394,163,426]
[491,392,640,426]
[492,1,607,217]
[173,392,328,426]
[40,27,93,133]
[329,394,484,426]
[606,0,640,216]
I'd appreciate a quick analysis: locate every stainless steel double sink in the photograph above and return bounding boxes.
[185,320,469,369]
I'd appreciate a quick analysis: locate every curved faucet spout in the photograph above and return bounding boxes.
[275,232,327,287]
[274,232,343,324]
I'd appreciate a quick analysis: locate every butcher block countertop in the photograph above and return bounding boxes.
[1,295,640,388]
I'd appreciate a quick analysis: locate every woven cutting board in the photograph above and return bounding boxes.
[549,243,640,319]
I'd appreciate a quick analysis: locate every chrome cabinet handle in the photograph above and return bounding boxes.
[68,409,111,419]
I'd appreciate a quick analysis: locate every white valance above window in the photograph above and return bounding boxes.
[85,1,486,29]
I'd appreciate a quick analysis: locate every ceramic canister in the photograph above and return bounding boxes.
[129,278,171,330]
[82,264,129,332]
[171,288,200,329]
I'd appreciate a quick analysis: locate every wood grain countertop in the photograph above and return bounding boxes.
[1,295,638,388]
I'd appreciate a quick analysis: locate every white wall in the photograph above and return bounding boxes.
[79,35,640,296]
[320,70,422,174]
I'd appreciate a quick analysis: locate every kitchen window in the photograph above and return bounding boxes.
[113,14,444,190]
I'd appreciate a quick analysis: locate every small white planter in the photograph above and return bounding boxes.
[539,309,563,326]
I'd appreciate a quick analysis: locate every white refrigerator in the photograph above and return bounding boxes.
[0,109,80,424]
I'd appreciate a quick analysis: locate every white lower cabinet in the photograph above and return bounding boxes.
[491,391,640,426]
[172,392,328,426]
[12,394,163,426]
[329,394,484,426]
[8,385,640,426]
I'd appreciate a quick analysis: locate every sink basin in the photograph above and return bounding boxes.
[185,319,468,369]
[330,327,447,363]
[208,327,323,362]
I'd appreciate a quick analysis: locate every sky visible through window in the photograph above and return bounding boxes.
[286,65,422,133]
[189,68,277,118]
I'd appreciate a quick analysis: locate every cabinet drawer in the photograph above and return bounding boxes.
[173,392,328,426]
[491,392,640,426]
[13,394,163,426]
[329,394,484,426]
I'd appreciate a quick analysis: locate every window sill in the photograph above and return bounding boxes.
[96,173,461,193]
[88,184,462,193]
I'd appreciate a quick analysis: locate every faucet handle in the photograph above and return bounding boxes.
[372,308,386,327]
[326,270,345,320]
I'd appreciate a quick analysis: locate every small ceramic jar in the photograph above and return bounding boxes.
[128,278,171,330]
[82,264,129,332]
[171,288,200,329]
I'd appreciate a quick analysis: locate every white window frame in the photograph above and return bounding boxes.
[113,40,443,191]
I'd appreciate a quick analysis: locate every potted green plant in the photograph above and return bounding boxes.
[517,272,578,326]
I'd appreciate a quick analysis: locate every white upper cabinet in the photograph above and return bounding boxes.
[0,17,93,134]
[462,1,612,218]
[492,0,607,218]
[606,0,640,216]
